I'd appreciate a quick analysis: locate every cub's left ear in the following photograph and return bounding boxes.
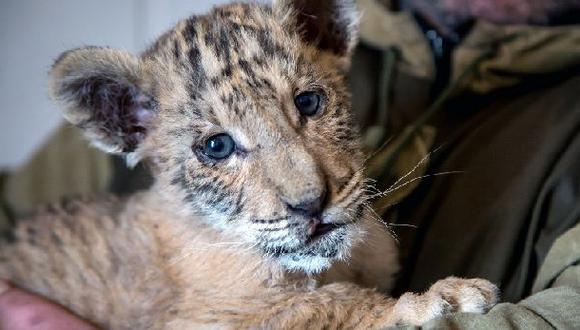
[274,0,359,63]
[49,47,156,165]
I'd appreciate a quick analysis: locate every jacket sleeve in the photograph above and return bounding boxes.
[392,224,580,330]
[395,286,580,329]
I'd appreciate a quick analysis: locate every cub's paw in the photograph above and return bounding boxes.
[427,277,499,314]
[392,277,499,326]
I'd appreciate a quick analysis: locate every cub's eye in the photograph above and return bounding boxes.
[203,134,236,160]
[294,91,321,116]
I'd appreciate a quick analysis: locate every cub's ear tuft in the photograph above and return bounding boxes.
[274,0,359,58]
[49,47,156,163]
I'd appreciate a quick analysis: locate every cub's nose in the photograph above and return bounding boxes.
[282,187,327,218]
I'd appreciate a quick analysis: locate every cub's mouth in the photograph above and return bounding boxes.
[253,206,363,273]
[252,177,367,273]
[307,218,347,240]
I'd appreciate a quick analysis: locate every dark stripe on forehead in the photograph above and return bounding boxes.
[183,16,198,45]
[237,59,276,94]
[173,40,181,60]
[252,55,267,67]
[187,41,202,70]
[220,89,244,109]
[255,29,289,59]
[180,16,207,100]
[220,87,249,117]
[214,7,234,18]
[230,22,259,34]
[237,59,254,77]
[204,24,237,66]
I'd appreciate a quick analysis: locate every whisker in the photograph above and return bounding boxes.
[387,223,418,228]
[387,145,444,192]
[257,223,300,232]
[252,216,289,224]
[369,171,465,200]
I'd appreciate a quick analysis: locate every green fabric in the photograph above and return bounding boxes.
[391,74,580,300]
[0,124,112,224]
[422,287,580,329]
[387,73,580,328]
[354,1,580,329]
[390,225,580,329]
[358,0,580,96]
[533,225,580,294]
[357,0,435,80]
[453,22,580,94]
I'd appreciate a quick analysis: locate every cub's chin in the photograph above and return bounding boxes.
[272,223,363,274]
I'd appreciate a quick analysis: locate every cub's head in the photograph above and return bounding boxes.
[50,0,367,273]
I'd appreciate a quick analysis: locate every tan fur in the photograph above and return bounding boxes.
[0,1,498,329]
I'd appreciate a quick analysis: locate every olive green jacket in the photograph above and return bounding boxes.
[394,224,580,329]
[355,1,580,328]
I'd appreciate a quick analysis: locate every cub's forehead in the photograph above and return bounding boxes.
[144,3,306,84]
[143,3,313,123]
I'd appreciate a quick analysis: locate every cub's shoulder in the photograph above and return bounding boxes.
[0,194,177,329]
[0,194,132,250]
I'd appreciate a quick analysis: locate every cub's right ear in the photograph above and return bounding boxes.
[49,47,156,161]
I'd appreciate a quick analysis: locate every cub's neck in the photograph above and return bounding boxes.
[129,188,314,297]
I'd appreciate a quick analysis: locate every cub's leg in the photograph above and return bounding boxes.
[270,277,498,328]
[390,277,499,326]
[185,277,498,329]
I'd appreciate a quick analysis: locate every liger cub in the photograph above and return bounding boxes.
[0,1,498,329]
